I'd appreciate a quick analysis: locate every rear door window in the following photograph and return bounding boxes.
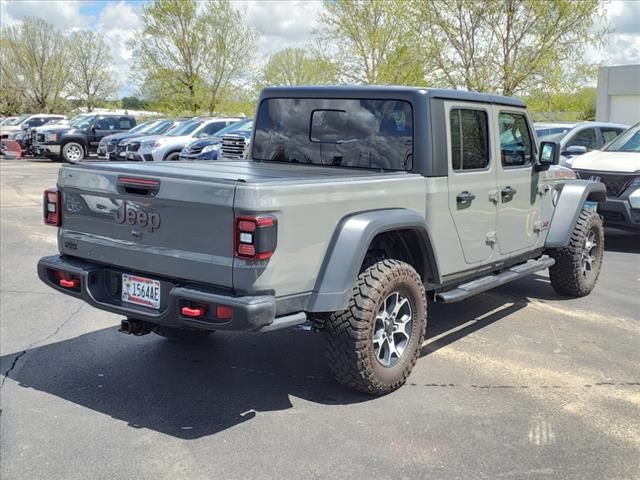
[601,127,624,144]
[96,117,118,130]
[199,121,227,136]
[449,108,490,171]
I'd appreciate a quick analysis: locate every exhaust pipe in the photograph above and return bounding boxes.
[119,319,152,336]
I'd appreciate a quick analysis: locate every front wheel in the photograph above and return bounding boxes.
[62,142,85,163]
[164,151,180,161]
[549,208,604,297]
[325,259,427,395]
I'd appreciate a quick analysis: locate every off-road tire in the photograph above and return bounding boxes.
[154,326,212,343]
[325,259,427,395]
[62,142,85,163]
[549,208,604,297]
[164,151,180,161]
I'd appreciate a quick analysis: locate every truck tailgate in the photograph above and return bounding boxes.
[57,163,236,288]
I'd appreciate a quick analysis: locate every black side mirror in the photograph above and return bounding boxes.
[536,141,560,171]
[563,145,588,156]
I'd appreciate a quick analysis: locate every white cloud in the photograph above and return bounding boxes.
[96,1,142,96]
[1,0,94,30]
[574,0,640,68]
[242,0,324,55]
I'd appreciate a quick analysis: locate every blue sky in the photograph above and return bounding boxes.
[2,0,639,98]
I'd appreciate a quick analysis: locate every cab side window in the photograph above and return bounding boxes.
[499,112,533,167]
[566,128,597,150]
[119,117,133,129]
[450,108,489,171]
[601,127,624,144]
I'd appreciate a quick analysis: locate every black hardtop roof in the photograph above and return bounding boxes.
[260,85,525,108]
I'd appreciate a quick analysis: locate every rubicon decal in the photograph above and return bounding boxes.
[114,201,161,232]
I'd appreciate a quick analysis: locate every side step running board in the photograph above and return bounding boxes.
[435,256,555,303]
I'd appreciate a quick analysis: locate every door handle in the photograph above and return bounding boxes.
[501,186,517,201]
[456,191,476,205]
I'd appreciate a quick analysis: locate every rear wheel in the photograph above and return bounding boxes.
[62,142,84,163]
[325,259,427,395]
[154,326,212,343]
[164,151,180,161]
[549,208,604,297]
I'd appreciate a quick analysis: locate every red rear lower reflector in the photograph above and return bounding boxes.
[181,306,206,318]
[59,278,79,288]
[237,243,255,257]
[216,305,233,320]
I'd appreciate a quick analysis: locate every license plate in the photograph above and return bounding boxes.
[122,274,161,309]
[127,153,135,160]
[584,200,598,211]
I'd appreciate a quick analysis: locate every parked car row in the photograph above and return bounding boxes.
[534,121,628,167]
[533,120,639,232]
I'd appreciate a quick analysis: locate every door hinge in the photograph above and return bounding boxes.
[534,220,550,233]
[533,220,543,233]
[537,184,550,196]
[486,231,497,245]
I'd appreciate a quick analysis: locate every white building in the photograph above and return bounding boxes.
[596,64,640,125]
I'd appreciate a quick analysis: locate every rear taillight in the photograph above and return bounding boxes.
[43,187,61,226]
[235,215,277,260]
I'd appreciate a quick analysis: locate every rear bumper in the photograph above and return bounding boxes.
[37,255,281,331]
[599,198,640,231]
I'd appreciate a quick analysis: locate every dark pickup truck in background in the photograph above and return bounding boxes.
[33,114,136,163]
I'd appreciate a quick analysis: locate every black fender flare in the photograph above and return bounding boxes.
[307,209,439,313]
[545,180,606,248]
[163,149,183,161]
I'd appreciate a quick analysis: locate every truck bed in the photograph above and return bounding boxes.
[56,160,426,297]
[72,160,401,184]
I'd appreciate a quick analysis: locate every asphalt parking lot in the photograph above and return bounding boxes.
[1,158,639,480]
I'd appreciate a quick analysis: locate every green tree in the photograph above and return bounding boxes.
[262,48,337,86]
[414,0,606,96]
[130,0,206,113]
[262,47,337,86]
[315,0,425,85]
[0,17,71,112]
[130,0,256,114]
[121,96,145,110]
[68,30,119,111]
[200,0,257,113]
[526,87,597,121]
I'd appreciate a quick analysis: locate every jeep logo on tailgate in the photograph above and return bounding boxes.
[114,201,161,232]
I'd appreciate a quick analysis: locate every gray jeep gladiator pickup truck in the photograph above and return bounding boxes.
[38,86,606,394]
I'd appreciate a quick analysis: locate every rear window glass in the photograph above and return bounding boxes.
[253,98,413,171]
[450,108,489,170]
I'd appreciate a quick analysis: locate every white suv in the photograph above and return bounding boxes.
[571,122,640,231]
[133,117,240,161]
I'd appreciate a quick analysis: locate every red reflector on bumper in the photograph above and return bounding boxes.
[181,306,206,318]
[59,278,79,288]
[216,305,233,320]
[237,243,255,257]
